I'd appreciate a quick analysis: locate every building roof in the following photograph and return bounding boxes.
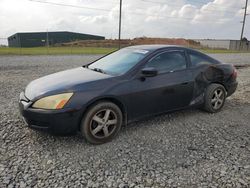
[8,31,104,38]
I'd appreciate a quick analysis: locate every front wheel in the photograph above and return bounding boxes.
[80,101,123,144]
[203,83,226,113]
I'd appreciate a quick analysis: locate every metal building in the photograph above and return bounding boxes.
[8,31,105,47]
[194,39,250,51]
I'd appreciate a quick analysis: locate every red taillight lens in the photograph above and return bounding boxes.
[232,67,237,79]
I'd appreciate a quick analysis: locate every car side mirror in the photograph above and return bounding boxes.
[141,67,158,77]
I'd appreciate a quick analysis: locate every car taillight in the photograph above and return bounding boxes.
[232,67,237,79]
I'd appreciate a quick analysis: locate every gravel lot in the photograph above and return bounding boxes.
[0,54,250,188]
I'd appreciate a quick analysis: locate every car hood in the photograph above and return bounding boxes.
[25,67,112,101]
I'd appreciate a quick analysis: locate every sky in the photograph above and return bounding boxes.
[0,0,249,45]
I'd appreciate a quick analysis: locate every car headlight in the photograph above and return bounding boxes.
[32,93,73,110]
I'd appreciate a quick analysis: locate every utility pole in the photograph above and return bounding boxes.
[46,29,49,54]
[240,0,249,50]
[46,29,49,48]
[118,0,122,49]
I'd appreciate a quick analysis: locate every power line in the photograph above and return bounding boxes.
[26,0,245,42]
[28,0,237,24]
[29,0,112,12]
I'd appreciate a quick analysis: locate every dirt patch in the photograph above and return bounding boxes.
[57,37,200,48]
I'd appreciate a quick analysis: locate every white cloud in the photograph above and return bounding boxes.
[179,4,197,18]
[79,15,108,24]
[0,0,249,45]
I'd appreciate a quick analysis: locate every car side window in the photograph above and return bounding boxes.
[145,51,187,73]
[189,52,214,67]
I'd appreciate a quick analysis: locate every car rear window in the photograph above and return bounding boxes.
[188,52,217,67]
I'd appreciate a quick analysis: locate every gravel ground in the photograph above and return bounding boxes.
[0,54,250,188]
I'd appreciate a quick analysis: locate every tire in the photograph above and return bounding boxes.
[80,101,123,144]
[203,83,226,113]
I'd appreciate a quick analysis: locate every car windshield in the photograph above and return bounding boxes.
[88,48,149,76]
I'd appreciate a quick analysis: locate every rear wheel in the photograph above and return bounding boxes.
[203,83,226,113]
[80,101,122,144]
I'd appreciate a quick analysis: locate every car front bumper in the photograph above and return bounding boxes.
[19,92,83,135]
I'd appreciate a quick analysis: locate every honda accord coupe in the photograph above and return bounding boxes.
[19,45,238,144]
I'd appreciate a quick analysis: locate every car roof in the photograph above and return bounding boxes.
[125,44,189,52]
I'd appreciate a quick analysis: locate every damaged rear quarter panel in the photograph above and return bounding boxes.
[191,64,233,105]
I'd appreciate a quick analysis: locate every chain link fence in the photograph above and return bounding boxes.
[0,38,7,47]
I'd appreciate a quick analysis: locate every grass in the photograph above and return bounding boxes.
[0,47,117,55]
[0,46,248,55]
[200,49,246,54]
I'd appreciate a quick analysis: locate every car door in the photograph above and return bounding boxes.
[122,50,194,121]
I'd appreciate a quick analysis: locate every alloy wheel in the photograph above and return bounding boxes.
[211,88,225,110]
[90,109,118,139]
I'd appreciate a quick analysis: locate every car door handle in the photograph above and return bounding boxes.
[181,82,188,85]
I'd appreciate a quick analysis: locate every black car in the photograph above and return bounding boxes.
[19,45,238,144]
